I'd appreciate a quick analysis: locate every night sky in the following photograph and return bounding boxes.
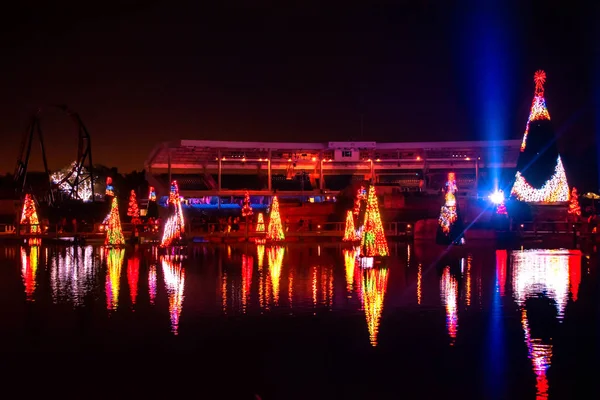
[0,1,597,188]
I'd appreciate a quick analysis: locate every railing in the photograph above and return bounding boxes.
[192,221,414,237]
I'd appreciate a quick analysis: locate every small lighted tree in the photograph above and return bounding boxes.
[255,213,265,232]
[361,186,389,257]
[105,197,125,246]
[241,191,253,217]
[343,210,359,242]
[266,196,285,241]
[568,187,581,218]
[437,172,464,245]
[160,180,185,247]
[20,194,41,235]
[496,202,508,215]
[127,190,141,224]
[241,191,253,239]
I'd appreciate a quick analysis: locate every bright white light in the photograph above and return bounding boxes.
[489,190,505,205]
[50,161,93,202]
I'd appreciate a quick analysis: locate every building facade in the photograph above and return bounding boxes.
[145,139,520,199]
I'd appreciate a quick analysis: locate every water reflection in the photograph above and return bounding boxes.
[51,246,95,307]
[511,249,582,399]
[268,247,285,305]
[241,254,253,313]
[440,266,458,345]
[361,267,389,347]
[4,243,593,397]
[162,255,185,335]
[106,248,125,311]
[127,254,140,307]
[148,265,157,305]
[21,246,39,301]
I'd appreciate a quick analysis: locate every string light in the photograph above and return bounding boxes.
[20,194,41,235]
[241,191,253,217]
[361,185,389,257]
[148,186,156,202]
[512,71,570,203]
[568,187,581,216]
[511,156,570,202]
[496,202,508,215]
[161,180,185,246]
[105,177,114,197]
[266,196,285,241]
[438,173,458,234]
[50,161,93,202]
[343,210,359,242]
[105,197,125,246]
[521,70,551,152]
[127,190,140,218]
[353,185,365,216]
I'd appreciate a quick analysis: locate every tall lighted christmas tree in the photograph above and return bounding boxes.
[105,197,125,246]
[568,187,581,217]
[511,70,570,203]
[20,194,41,235]
[266,196,285,241]
[361,186,388,257]
[343,210,359,242]
[161,180,185,247]
[437,172,464,245]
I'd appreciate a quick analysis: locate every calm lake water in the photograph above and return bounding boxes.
[0,242,596,399]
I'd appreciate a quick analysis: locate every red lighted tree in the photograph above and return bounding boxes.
[361,186,389,257]
[266,196,285,241]
[20,194,41,235]
[128,190,140,218]
[568,187,581,218]
[241,191,253,217]
[343,210,359,242]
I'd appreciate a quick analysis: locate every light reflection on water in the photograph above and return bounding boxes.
[51,245,96,307]
[510,249,582,400]
[8,243,590,397]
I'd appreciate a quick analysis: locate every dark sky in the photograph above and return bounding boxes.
[0,1,597,187]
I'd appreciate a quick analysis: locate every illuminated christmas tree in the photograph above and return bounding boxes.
[568,187,581,217]
[127,190,140,221]
[361,186,388,257]
[105,197,125,246]
[496,202,508,215]
[511,70,569,203]
[160,180,185,246]
[105,177,114,198]
[437,173,464,245]
[20,194,41,235]
[343,210,359,242]
[256,212,265,232]
[266,196,285,241]
[241,191,253,217]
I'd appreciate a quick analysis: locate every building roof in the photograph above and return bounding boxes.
[145,139,521,169]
